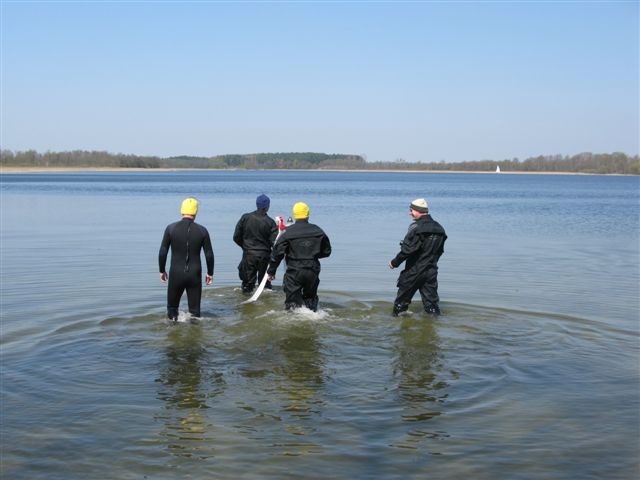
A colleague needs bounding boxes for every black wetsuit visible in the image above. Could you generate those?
[390,215,447,315]
[233,209,278,293]
[159,217,214,319]
[267,219,331,311]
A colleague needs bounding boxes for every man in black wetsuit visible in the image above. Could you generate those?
[159,197,214,320]
[267,202,331,312]
[233,194,278,294]
[389,198,447,316]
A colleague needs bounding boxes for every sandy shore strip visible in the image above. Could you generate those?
[1,166,187,173]
[0,166,613,175]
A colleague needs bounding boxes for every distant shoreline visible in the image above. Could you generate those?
[0,166,630,176]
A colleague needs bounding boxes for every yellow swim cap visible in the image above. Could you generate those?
[292,202,310,219]
[181,197,199,216]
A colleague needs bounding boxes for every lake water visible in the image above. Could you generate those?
[1,170,638,479]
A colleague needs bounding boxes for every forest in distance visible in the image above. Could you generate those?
[1,150,638,175]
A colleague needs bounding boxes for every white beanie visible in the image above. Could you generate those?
[410,198,428,213]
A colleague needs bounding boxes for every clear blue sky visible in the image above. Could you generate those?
[1,1,638,162]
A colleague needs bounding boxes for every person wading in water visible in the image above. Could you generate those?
[159,197,214,320]
[389,198,447,316]
[233,194,278,294]
[267,202,331,312]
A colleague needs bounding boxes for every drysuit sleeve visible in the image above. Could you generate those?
[158,225,171,273]
[233,215,245,248]
[203,230,214,276]
[318,233,332,259]
[268,219,278,245]
[390,228,421,268]
[267,235,288,276]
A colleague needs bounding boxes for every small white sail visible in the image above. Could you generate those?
[496,165,501,173]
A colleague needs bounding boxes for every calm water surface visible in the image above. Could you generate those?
[1,171,638,479]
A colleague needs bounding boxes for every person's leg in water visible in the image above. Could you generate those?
[256,255,272,290]
[301,271,320,312]
[418,269,440,315]
[167,275,186,321]
[393,271,420,316]
[238,254,260,294]
[185,276,202,318]
[283,268,304,310]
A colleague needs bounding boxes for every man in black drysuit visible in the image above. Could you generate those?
[159,197,214,320]
[267,202,331,312]
[389,198,447,316]
[233,194,278,294]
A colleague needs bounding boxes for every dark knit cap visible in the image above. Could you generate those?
[256,194,270,209]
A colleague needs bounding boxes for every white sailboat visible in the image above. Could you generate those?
[496,165,501,173]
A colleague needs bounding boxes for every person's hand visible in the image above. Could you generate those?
[206,275,213,286]
[160,272,168,283]
[388,261,396,269]
[268,274,275,281]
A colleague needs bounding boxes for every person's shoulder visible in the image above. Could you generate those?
[281,222,302,236]
[283,222,299,233]
[165,220,180,231]
[415,216,445,234]
[253,210,275,223]
[247,210,270,222]
[304,222,327,236]
[235,212,251,226]
[193,222,211,235]
[431,218,445,231]
[313,222,328,233]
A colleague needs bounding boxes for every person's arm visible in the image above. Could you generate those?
[389,229,420,268]
[159,225,171,280]
[203,229,214,285]
[233,216,245,248]
[267,235,287,279]
[268,218,278,245]
[318,233,331,259]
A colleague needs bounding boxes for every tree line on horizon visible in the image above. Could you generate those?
[1,150,638,175]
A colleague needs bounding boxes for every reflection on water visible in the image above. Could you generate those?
[155,324,224,460]
[273,322,325,455]
[275,323,325,416]
[233,314,328,457]
[392,317,449,451]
